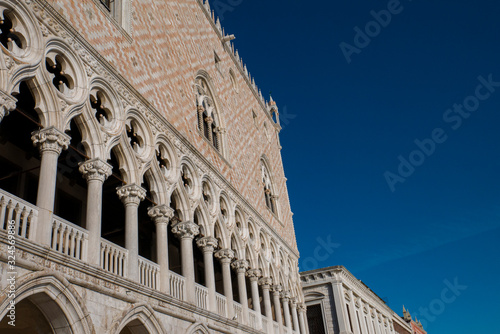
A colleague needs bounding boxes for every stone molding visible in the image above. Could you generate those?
[0,91,17,123]
[116,184,146,206]
[171,221,200,240]
[31,126,71,155]
[79,158,112,182]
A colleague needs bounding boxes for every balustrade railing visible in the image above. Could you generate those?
[273,321,280,333]
[0,189,37,239]
[195,283,208,309]
[100,239,128,277]
[249,308,259,329]
[215,292,227,317]
[262,316,269,332]
[169,270,185,301]
[138,256,159,289]
[233,301,243,323]
[51,216,88,260]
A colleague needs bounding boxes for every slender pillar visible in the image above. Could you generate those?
[205,116,214,142]
[197,236,218,312]
[348,290,361,334]
[331,281,353,334]
[172,220,199,304]
[282,291,292,333]
[232,259,250,324]
[148,204,174,294]
[290,298,300,333]
[215,248,235,318]
[247,269,263,329]
[259,277,274,333]
[272,284,284,333]
[197,106,205,131]
[298,303,308,334]
[117,184,146,281]
[79,158,112,264]
[31,127,70,246]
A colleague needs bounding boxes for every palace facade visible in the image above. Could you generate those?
[0,0,307,333]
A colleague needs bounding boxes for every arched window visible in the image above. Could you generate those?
[261,161,278,215]
[195,77,222,152]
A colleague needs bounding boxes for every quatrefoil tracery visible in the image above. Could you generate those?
[126,121,144,154]
[181,166,193,193]
[90,91,112,126]
[45,55,74,94]
[156,146,172,178]
[0,9,26,55]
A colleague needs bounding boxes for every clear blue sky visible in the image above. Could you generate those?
[220,0,500,332]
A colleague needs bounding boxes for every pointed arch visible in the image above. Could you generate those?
[0,272,95,334]
[111,303,165,334]
[186,322,211,334]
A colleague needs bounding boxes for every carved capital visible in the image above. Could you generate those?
[246,269,262,281]
[79,158,112,182]
[298,303,307,313]
[0,92,16,123]
[204,116,213,124]
[290,297,298,307]
[172,221,199,240]
[214,248,235,264]
[116,184,146,206]
[258,276,273,288]
[271,284,283,294]
[281,291,291,302]
[196,236,218,252]
[197,105,205,113]
[31,126,70,155]
[147,204,174,225]
[231,259,249,273]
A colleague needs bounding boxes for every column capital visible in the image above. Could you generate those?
[79,158,112,182]
[214,248,235,264]
[31,126,71,154]
[298,303,307,313]
[258,276,273,288]
[172,220,199,240]
[204,116,213,124]
[271,284,283,294]
[197,105,205,113]
[231,259,249,273]
[117,184,146,206]
[196,236,218,252]
[290,297,298,307]
[246,268,262,281]
[281,291,291,302]
[148,204,174,224]
[0,91,16,122]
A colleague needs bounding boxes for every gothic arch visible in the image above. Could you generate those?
[111,304,165,334]
[260,155,279,216]
[0,272,95,334]
[213,219,228,249]
[154,134,179,184]
[179,156,201,200]
[186,322,210,334]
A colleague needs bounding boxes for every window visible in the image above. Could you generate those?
[100,0,111,10]
[229,69,238,92]
[214,52,221,73]
[307,304,326,334]
[261,161,277,215]
[96,0,131,32]
[195,77,223,152]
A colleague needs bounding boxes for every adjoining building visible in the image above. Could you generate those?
[300,266,427,334]
[0,0,306,333]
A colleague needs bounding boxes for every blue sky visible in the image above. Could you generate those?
[219,0,500,332]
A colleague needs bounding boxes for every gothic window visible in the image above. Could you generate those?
[261,161,277,215]
[98,0,131,32]
[195,77,223,152]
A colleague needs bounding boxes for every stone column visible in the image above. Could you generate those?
[232,259,250,324]
[205,116,214,143]
[215,248,235,318]
[172,220,199,303]
[291,298,300,333]
[247,269,263,329]
[259,277,274,333]
[272,284,284,333]
[79,158,112,264]
[117,184,146,281]
[282,291,292,333]
[31,127,70,246]
[196,236,218,312]
[348,290,361,334]
[331,282,353,334]
[197,105,205,131]
[298,303,308,334]
[148,204,174,294]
